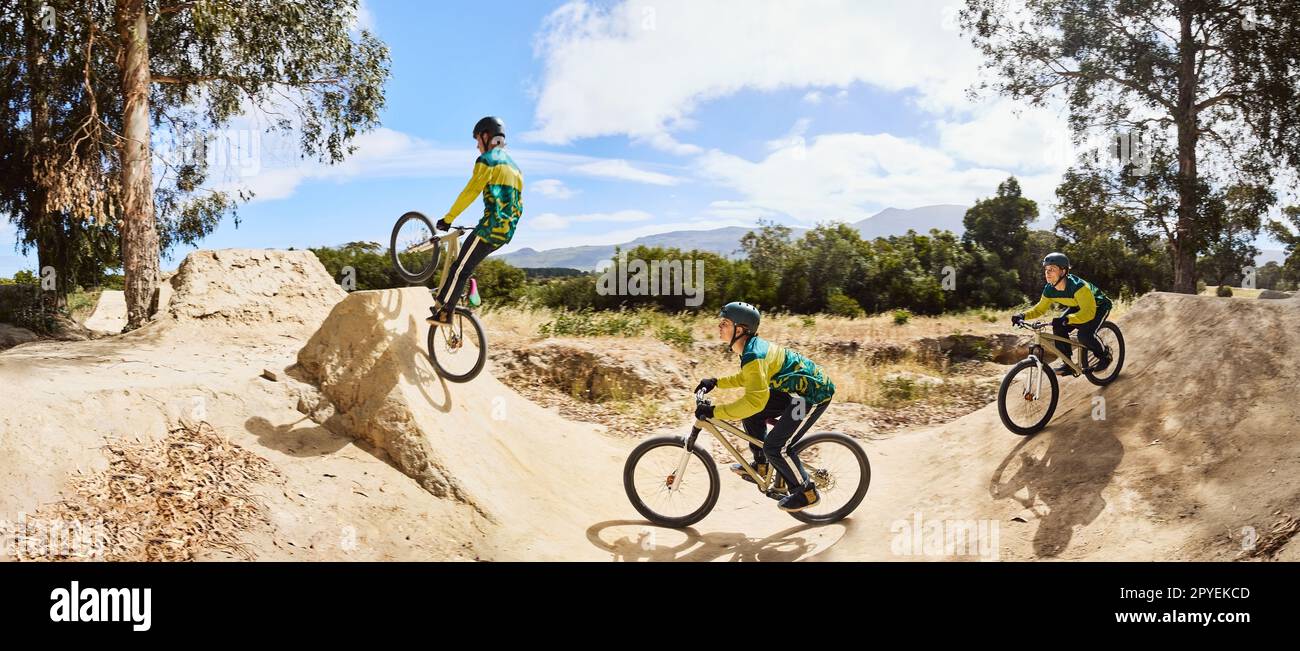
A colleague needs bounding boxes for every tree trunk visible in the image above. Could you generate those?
[24,0,69,311]
[1172,3,1199,294]
[116,0,159,329]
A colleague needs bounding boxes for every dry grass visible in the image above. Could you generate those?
[484,298,1137,350]
[13,422,281,562]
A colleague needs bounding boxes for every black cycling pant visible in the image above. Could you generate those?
[1053,308,1110,363]
[740,390,830,492]
[435,234,498,313]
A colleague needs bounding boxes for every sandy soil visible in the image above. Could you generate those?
[1,249,1297,562]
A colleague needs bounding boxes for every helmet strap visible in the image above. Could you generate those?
[728,325,750,351]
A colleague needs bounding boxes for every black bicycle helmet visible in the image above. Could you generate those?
[720,302,760,332]
[473,116,505,139]
[1042,252,1070,270]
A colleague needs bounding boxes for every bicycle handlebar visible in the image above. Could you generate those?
[1015,320,1049,331]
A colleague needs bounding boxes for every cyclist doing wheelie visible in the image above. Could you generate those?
[694,302,836,513]
[1012,252,1115,377]
[427,116,524,325]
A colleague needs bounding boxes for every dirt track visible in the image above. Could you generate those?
[2,249,1297,561]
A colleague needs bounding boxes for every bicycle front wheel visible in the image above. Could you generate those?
[787,432,870,524]
[427,307,487,383]
[997,358,1059,436]
[623,436,720,528]
[391,211,440,284]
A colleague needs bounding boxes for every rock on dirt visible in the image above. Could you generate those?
[916,333,1027,364]
[0,323,40,351]
[489,337,690,401]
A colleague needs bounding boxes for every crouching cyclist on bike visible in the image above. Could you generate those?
[1012,252,1115,377]
[694,302,836,513]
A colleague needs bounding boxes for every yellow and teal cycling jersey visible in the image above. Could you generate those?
[714,335,835,420]
[1023,274,1114,325]
[442,147,524,246]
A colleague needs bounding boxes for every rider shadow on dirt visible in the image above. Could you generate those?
[585,519,854,562]
[245,289,453,480]
[989,417,1124,558]
[375,288,455,415]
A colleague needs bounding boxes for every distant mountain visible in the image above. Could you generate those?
[497,205,971,270]
[852,204,969,239]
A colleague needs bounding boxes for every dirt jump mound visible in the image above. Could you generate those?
[294,287,633,559]
[851,291,1300,561]
[166,249,345,329]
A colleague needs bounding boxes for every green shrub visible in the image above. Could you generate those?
[799,314,816,328]
[880,376,918,403]
[1215,285,1233,297]
[892,309,911,325]
[826,290,865,318]
[655,322,694,350]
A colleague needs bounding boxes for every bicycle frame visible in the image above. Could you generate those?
[1019,311,1112,376]
[666,396,816,494]
[432,229,465,299]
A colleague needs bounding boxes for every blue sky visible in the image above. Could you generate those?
[0,0,1292,276]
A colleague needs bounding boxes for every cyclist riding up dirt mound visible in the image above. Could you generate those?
[694,302,836,512]
[427,116,524,326]
[1012,252,1114,377]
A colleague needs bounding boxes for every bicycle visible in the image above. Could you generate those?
[996,314,1125,436]
[388,210,488,383]
[623,389,871,528]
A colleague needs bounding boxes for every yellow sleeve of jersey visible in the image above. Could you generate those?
[442,161,490,224]
[714,358,769,420]
[1069,285,1097,324]
[1022,294,1053,320]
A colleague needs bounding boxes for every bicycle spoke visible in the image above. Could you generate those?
[1006,367,1049,428]
[631,445,708,521]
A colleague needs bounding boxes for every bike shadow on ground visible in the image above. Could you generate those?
[245,290,454,474]
[988,417,1124,558]
[374,288,455,415]
[584,518,855,562]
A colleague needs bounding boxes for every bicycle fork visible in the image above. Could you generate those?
[1026,354,1045,400]
[667,428,700,492]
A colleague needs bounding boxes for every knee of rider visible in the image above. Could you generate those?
[762,439,786,460]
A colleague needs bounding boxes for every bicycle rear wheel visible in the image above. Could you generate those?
[391,211,439,284]
[427,307,487,383]
[786,432,870,524]
[624,436,720,528]
[997,358,1059,436]
[1083,322,1125,386]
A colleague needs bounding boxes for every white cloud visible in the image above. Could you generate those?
[530,209,654,231]
[697,131,1061,222]
[704,201,780,221]
[349,0,376,34]
[532,179,577,199]
[571,159,682,186]
[937,100,1076,173]
[802,89,849,105]
[765,118,812,151]
[527,0,981,147]
[632,131,703,155]
[207,127,683,202]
